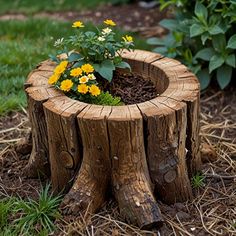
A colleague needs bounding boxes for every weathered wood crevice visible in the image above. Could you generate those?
[43,97,90,193]
[23,86,62,178]
[24,50,200,229]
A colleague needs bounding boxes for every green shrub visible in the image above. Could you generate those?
[148,0,236,90]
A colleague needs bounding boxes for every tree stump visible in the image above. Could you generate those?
[24,50,201,229]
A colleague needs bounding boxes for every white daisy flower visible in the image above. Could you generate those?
[88,74,96,80]
[54,38,64,47]
[98,36,106,42]
[102,27,112,35]
[79,76,89,84]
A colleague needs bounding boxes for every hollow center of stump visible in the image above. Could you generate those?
[96,70,158,105]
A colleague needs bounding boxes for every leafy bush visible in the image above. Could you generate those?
[148,0,236,89]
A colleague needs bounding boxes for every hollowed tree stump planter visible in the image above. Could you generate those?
[24,50,201,229]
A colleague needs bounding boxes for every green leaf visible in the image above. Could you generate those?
[102,60,115,70]
[209,25,225,35]
[190,24,205,37]
[49,54,59,63]
[195,2,208,21]
[216,65,232,89]
[209,55,224,73]
[93,60,115,82]
[225,54,236,67]
[153,46,168,55]
[72,61,85,68]
[115,61,131,70]
[190,64,201,74]
[194,48,215,61]
[147,37,165,46]
[197,69,210,90]
[201,33,209,45]
[227,34,236,49]
[85,31,96,37]
[159,19,178,31]
[212,34,226,52]
[68,52,83,62]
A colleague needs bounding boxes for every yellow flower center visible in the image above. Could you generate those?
[104,19,116,26]
[89,85,101,97]
[78,84,89,94]
[81,63,94,74]
[79,76,89,84]
[70,67,83,77]
[60,79,73,92]
[88,74,96,80]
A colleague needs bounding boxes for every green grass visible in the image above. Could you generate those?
[0,18,150,115]
[191,172,205,188]
[0,19,74,114]
[0,185,62,235]
[0,0,111,15]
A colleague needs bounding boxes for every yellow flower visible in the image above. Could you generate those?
[54,60,68,75]
[48,73,60,85]
[59,60,68,68]
[122,35,133,43]
[104,19,116,26]
[79,76,89,84]
[78,84,89,94]
[81,63,94,74]
[72,21,84,28]
[70,67,83,77]
[88,73,96,80]
[60,79,73,92]
[89,85,101,96]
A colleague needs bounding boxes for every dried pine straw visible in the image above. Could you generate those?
[0,88,235,235]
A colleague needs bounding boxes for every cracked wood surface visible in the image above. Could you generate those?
[24,50,200,229]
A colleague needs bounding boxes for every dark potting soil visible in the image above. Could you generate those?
[96,71,158,105]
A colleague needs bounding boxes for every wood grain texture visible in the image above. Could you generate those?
[43,96,87,193]
[61,105,112,215]
[24,86,62,177]
[108,105,163,228]
[24,50,201,229]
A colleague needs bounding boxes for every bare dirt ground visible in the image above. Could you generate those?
[0,86,235,236]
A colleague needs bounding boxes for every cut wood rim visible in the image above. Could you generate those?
[25,49,200,118]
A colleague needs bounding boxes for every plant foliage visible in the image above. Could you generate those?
[191,172,205,188]
[13,184,61,235]
[49,19,134,105]
[0,185,61,235]
[148,0,236,89]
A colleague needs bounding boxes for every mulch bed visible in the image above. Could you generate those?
[97,71,158,104]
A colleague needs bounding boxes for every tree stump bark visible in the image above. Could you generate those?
[24,50,201,229]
